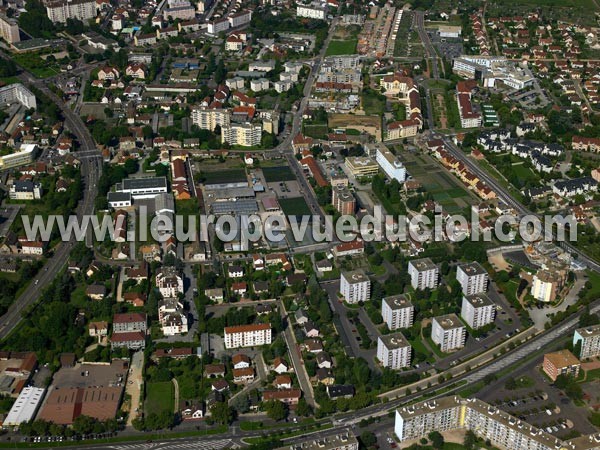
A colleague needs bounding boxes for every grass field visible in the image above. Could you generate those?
[325,39,358,56]
[361,91,386,115]
[280,197,311,217]
[202,169,247,185]
[302,123,328,139]
[145,382,174,415]
[262,166,296,183]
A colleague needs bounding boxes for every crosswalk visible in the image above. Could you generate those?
[108,438,234,450]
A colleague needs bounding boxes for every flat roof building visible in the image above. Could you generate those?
[3,387,45,428]
[115,177,168,199]
[340,269,370,304]
[461,293,495,330]
[381,295,414,330]
[574,324,600,360]
[377,333,411,370]
[408,258,439,290]
[543,349,580,382]
[432,314,466,352]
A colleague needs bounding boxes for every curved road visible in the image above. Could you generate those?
[0,69,102,340]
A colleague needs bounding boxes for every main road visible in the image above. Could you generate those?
[0,68,102,340]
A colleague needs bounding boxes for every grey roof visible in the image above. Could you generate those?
[434,313,464,331]
[211,199,258,215]
[463,293,494,308]
[117,176,168,191]
[383,295,412,310]
[341,269,369,284]
[378,332,410,350]
[409,258,437,272]
[107,191,132,202]
[458,262,486,277]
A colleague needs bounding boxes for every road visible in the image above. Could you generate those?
[414,11,440,80]
[437,133,600,272]
[0,68,102,340]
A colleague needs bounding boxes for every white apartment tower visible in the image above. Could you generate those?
[573,324,600,359]
[408,258,439,290]
[381,295,414,330]
[377,333,411,370]
[340,270,370,304]
[461,293,495,329]
[432,314,466,352]
[456,262,488,295]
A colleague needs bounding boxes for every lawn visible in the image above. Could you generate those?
[325,39,358,56]
[302,123,329,139]
[12,53,60,79]
[361,91,386,115]
[510,163,540,185]
[280,197,311,217]
[262,166,296,183]
[202,169,247,185]
[145,381,174,415]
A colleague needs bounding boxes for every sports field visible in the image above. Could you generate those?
[262,166,296,183]
[325,39,358,56]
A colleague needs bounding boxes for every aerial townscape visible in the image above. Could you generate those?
[0,0,600,448]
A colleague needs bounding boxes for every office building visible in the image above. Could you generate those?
[0,83,36,109]
[381,295,414,330]
[0,14,20,44]
[0,144,37,170]
[432,314,466,352]
[340,269,370,304]
[375,145,406,182]
[408,258,439,290]
[45,0,96,23]
[115,177,168,199]
[344,156,379,177]
[461,293,495,329]
[377,333,411,369]
[543,350,580,382]
[456,262,488,295]
[224,323,272,349]
[221,123,262,147]
[573,324,600,359]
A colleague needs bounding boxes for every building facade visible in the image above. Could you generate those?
[408,258,439,290]
[461,293,495,329]
[340,269,370,304]
[573,324,600,359]
[377,333,411,370]
[432,314,466,352]
[221,123,262,147]
[46,0,96,23]
[456,262,488,295]
[381,295,414,330]
[224,323,272,349]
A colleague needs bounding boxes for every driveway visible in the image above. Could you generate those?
[125,350,144,426]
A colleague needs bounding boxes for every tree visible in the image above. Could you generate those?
[231,393,250,414]
[428,431,444,449]
[210,402,234,425]
[296,398,312,417]
[463,430,478,450]
[360,431,377,447]
[263,400,287,421]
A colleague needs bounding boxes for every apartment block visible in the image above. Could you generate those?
[381,295,414,330]
[408,258,439,290]
[224,323,272,349]
[543,350,580,382]
[573,324,600,359]
[332,185,355,215]
[221,123,262,147]
[456,262,488,295]
[377,333,411,370]
[191,107,231,131]
[461,293,495,329]
[0,14,20,44]
[46,0,96,23]
[0,84,37,109]
[395,396,584,450]
[340,269,370,304]
[431,314,466,352]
